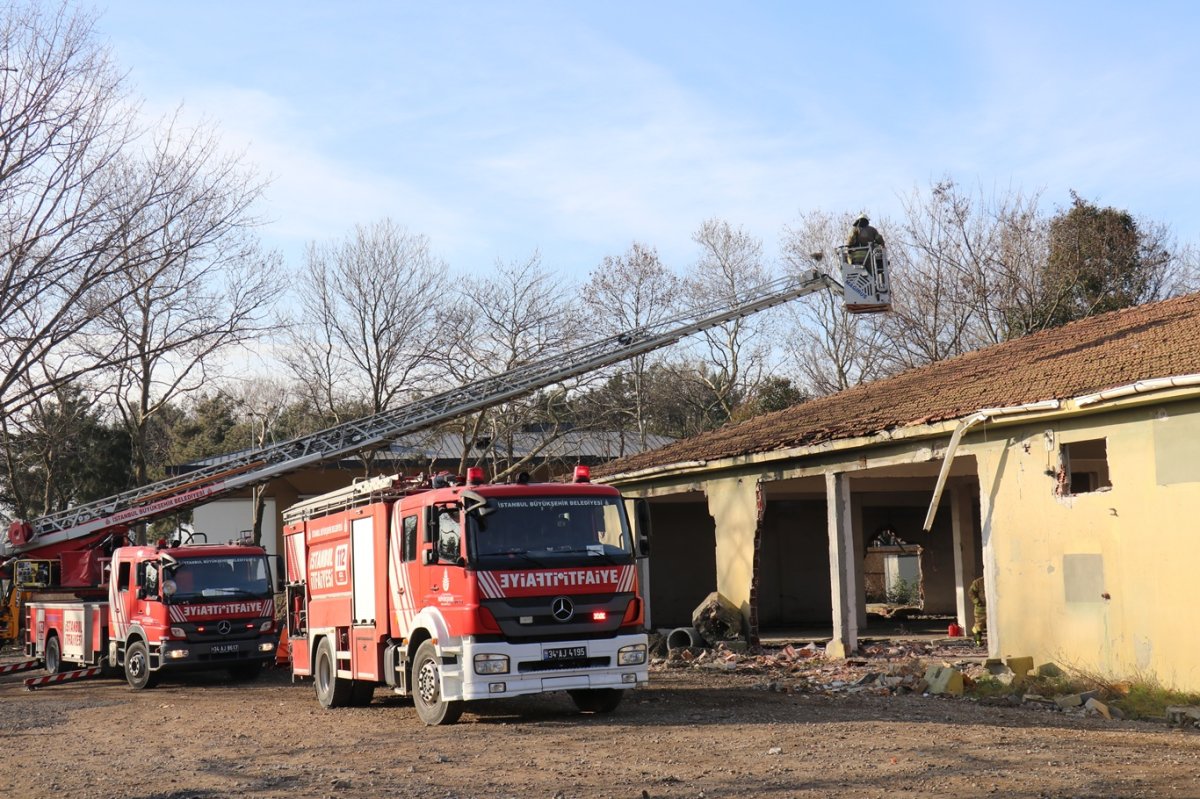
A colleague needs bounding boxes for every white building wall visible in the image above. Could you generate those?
[192,499,278,557]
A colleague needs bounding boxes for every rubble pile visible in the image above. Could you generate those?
[651,638,1157,724]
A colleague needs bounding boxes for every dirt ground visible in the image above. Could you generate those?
[3,647,1200,799]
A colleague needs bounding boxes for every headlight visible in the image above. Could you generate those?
[169,627,186,638]
[618,644,646,666]
[259,620,274,633]
[474,653,509,675]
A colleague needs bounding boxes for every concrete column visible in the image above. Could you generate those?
[704,477,760,627]
[950,481,978,631]
[825,472,858,658]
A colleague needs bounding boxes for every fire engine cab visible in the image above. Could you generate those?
[283,466,650,724]
[22,538,281,688]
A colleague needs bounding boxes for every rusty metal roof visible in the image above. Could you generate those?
[597,291,1200,477]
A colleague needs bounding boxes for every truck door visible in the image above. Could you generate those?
[387,508,421,637]
[108,558,135,644]
[421,505,465,606]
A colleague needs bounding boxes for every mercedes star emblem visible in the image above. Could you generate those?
[217,620,232,635]
[551,596,574,622]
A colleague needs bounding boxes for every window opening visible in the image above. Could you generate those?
[1059,438,1111,495]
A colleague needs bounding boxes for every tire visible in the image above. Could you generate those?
[44,634,63,676]
[124,640,158,690]
[349,680,376,707]
[412,640,462,725]
[569,688,624,714]
[314,637,352,708]
[227,660,263,682]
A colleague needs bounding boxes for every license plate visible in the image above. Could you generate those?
[543,646,586,660]
[211,643,241,654]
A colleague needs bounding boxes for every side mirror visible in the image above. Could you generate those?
[633,498,652,557]
[270,555,285,593]
[424,507,437,543]
[461,490,495,517]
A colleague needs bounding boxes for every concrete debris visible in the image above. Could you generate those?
[1165,706,1200,728]
[923,665,964,696]
[1005,656,1035,680]
[1037,662,1065,678]
[1055,693,1084,709]
[1085,697,1112,720]
[691,592,744,643]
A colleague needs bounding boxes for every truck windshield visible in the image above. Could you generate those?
[468,495,634,568]
[165,555,271,601]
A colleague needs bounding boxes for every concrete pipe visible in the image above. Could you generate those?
[666,626,703,650]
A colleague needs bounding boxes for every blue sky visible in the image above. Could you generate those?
[95,1,1200,282]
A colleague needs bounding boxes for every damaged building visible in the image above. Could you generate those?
[597,291,1200,691]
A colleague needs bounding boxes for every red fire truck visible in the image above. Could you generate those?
[282,466,651,724]
[20,535,281,688]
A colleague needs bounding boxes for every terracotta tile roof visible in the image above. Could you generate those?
[596,292,1200,477]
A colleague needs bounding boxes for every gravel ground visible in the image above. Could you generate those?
[2,647,1199,799]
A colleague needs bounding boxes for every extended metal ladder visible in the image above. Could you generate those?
[3,267,877,557]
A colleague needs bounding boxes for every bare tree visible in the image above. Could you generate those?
[881,182,982,369]
[223,377,292,545]
[283,219,442,428]
[94,116,276,487]
[681,218,774,423]
[780,210,894,395]
[0,2,139,421]
[580,242,679,450]
[441,254,580,480]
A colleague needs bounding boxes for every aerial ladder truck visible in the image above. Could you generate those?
[1,256,889,697]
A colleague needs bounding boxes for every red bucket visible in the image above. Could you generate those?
[947,623,963,637]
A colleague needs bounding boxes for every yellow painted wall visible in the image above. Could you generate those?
[703,476,760,618]
[973,398,1200,691]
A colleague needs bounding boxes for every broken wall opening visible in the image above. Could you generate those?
[645,495,717,628]
[860,503,960,615]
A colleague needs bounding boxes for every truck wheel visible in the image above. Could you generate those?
[349,680,376,707]
[314,637,352,708]
[228,661,263,681]
[124,640,158,690]
[412,640,462,725]
[569,688,624,714]
[44,634,63,675]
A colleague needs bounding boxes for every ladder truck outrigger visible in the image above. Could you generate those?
[1,255,889,702]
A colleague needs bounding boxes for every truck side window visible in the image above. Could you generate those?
[117,562,131,592]
[437,511,460,563]
[402,515,418,562]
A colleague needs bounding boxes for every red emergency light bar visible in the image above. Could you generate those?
[466,467,485,485]
[573,465,591,483]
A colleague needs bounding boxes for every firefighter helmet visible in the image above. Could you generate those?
[854,213,870,226]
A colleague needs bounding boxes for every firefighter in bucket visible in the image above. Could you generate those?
[835,212,891,314]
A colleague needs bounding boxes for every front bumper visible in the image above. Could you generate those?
[442,633,649,702]
[157,634,277,670]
